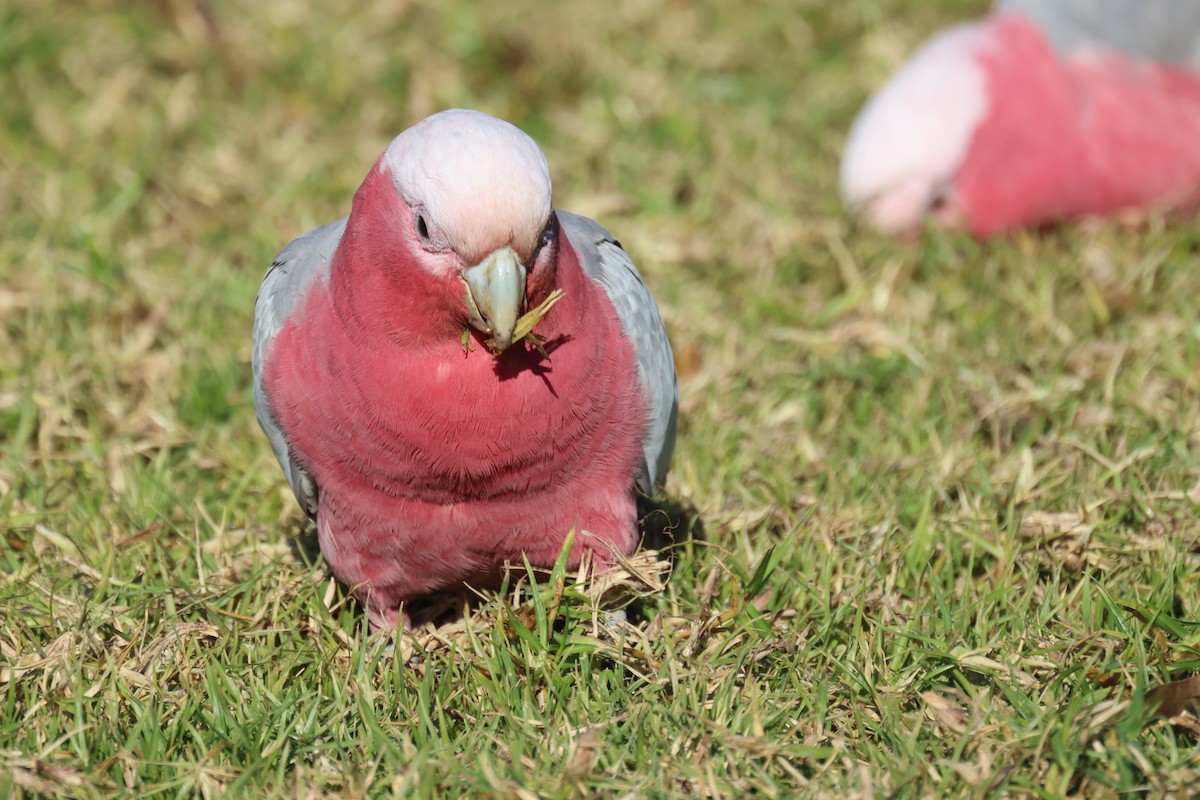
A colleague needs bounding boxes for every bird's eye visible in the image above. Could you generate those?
[416,214,430,241]
[531,219,555,261]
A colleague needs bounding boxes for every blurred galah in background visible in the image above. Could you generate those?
[840,0,1200,237]
[252,110,678,631]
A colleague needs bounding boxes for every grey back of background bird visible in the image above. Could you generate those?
[998,0,1200,67]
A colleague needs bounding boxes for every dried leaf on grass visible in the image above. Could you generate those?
[128,622,219,675]
[1018,510,1102,572]
[922,691,970,736]
[562,726,602,781]
[1147,675,1200,719]
[1164,712,1200,735]
[0,631,90,687]
[955,652,1039,688]
[1019,510,1095,540]
[5,755,95,796]
[1068,698,1130,748]
[938,749,1001,788]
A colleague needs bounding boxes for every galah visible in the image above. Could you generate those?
[840,0,1200,237]
[252,109,678,630]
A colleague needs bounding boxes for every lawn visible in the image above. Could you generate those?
[4,0,1200,796]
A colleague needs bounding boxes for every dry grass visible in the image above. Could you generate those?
[4,0,1200,796]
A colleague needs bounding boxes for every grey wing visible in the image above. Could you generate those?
[251,216,347,519]
[997,0,1200,67]
[557,211,678,495]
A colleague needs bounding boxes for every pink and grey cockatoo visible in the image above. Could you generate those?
[251,109,678,630]
[840,0,1200,237]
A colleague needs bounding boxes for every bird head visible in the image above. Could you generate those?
[839,22,992,234]
[342,109,558,354]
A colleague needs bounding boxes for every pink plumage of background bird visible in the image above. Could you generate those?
[251,110,678,631]
[840,0,1200,237]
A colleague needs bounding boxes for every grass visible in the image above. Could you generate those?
[4,0,1200,796]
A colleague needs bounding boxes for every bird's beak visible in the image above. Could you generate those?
[463,247,526,354]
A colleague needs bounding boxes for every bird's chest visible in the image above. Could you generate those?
[281,301,644,505]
